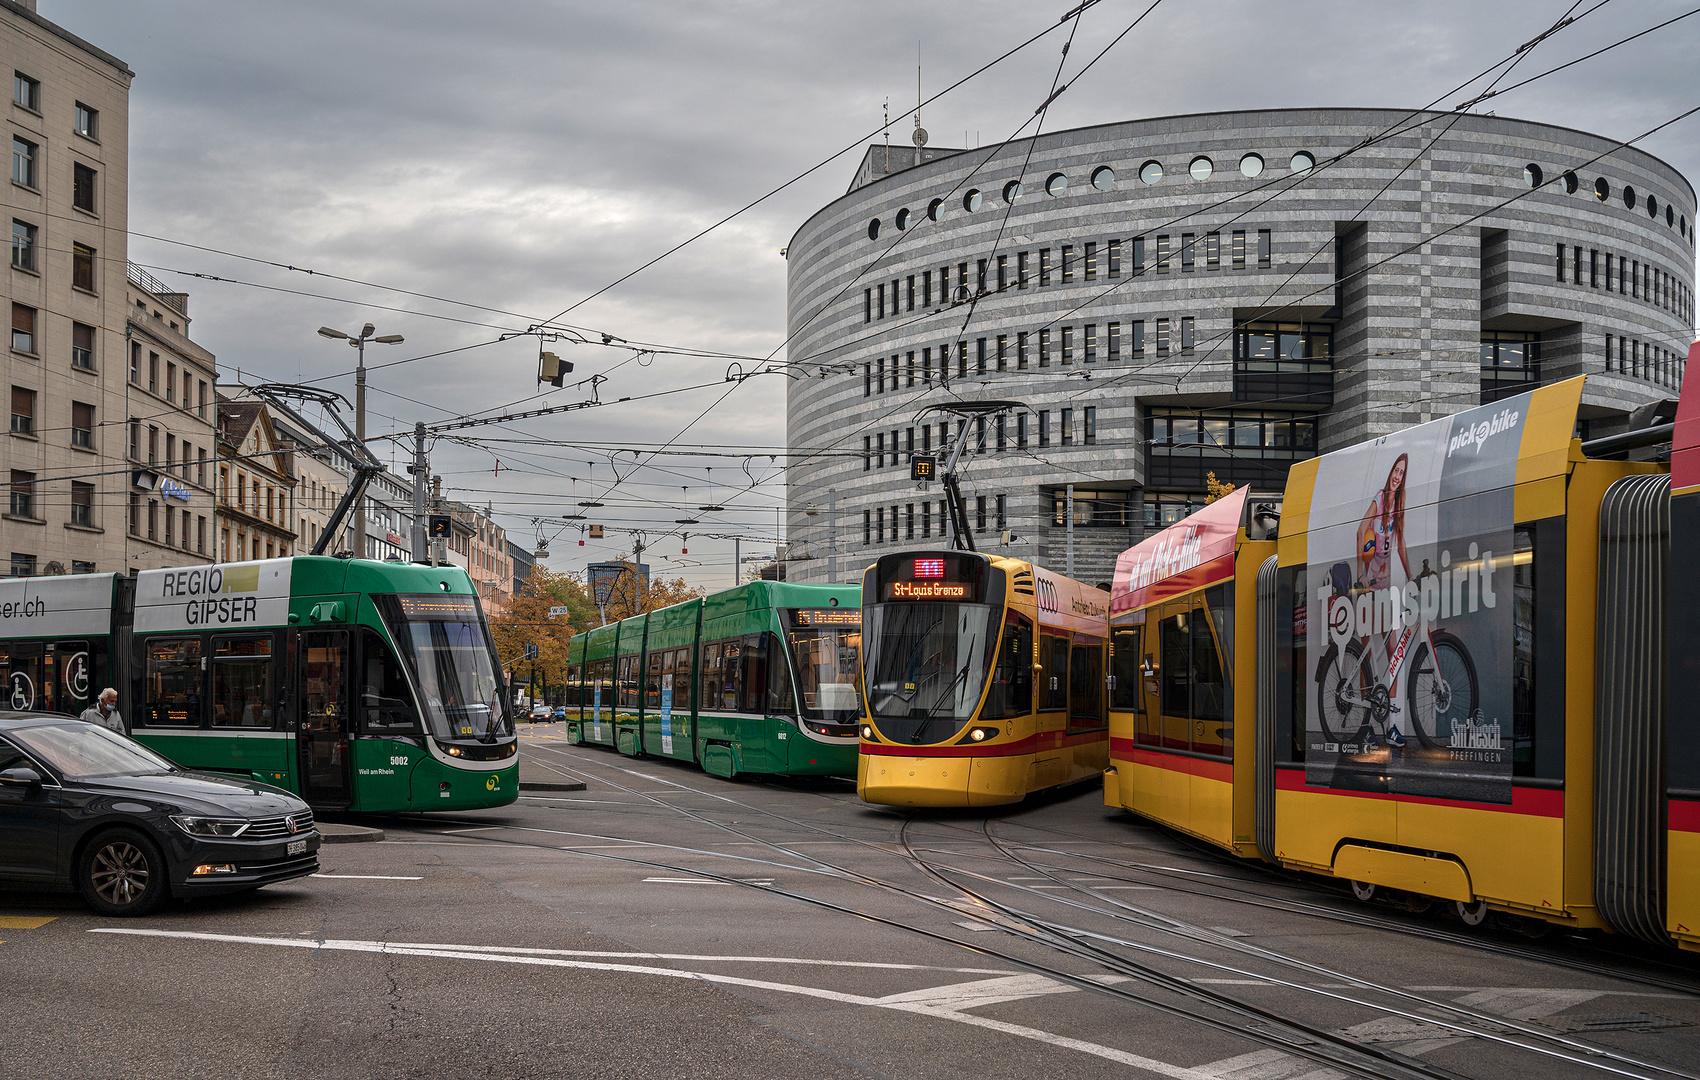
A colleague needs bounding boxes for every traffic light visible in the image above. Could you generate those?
[428,514,453,538]
[539,351,573,387]
[910,454,937,483]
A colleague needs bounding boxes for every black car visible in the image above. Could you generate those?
[0,712,321,916]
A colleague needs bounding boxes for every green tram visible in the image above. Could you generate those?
[564,580,862,778]
[0,557,518,812]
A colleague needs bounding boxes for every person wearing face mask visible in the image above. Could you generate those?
[79,687,127,736]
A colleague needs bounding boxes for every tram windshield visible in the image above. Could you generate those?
[783,608,862,724]
[863,602,998,744]
[377,594,513,742]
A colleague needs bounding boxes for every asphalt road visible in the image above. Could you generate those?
[5,721,1700,1080]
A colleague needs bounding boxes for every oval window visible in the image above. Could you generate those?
[1003,179,1023,204]
[1523,163,1543,189]
[1090,165,1115,191]
[963,188,982,213]
[1594,176,1610,202]
[1563,171,1579,194]
[927,197,944,222]
[1667,205,1676,228]
[1291,151,1315,176]
[1239,153,1264,178]
[1189,156,1213,181]
[1138,160,1163,185]
[1682,215,1688,237]
[894,207,910,231]
[1624,186,1637,210]
[867,218,880,241]
[1647,194,1659,219]
[1046,172,1068,197]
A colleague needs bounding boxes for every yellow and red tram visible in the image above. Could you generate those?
[1106,373,1700,948]
[857,551,1109,807]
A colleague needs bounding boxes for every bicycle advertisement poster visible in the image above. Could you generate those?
[1302,391,1534,804]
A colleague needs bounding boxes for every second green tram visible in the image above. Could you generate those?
[564,581,862,778]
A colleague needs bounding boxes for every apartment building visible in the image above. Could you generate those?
[2,0,135,577]
[444,500,510,612]
[215,395,296,562]
[252,392,351,556]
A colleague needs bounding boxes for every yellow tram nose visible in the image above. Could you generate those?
[858,753,973,807]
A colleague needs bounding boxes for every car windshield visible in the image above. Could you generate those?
[862,602,997,744]
[783,615,862,722]
[8,722,175,780]
[378,594,513,742]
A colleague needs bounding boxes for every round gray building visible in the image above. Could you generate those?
[782,107,1695,585]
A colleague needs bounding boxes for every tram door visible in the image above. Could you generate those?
[299,630,352,806]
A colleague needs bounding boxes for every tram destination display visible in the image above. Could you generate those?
[1299,387,1560,803]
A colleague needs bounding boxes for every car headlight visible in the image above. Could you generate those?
[170,815,252,839]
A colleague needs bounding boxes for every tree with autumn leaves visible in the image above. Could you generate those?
[486,564,704,705]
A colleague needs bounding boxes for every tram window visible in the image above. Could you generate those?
[645,650,664,710]
[1275,565,1307,763]
[721,639,744,711]
[700,643,722,710]
[742,634,769,714]
[765,636,795,714]
[211,635,275,729]
[617,655,640,709]
[1041,635,1069,711]
[983,613,1034,721]
[1110,627,1142,712]
[358,630,417,733]
[1159,613,1192,739]
[143,637,203,727]
[565,663,582,709]
[1068,638,1105,731]
[672,649,692,713]
[0,640,91,715]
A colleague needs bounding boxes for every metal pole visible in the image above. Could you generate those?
[352,337,367,559]
[1066,484,1075,578]
[826,489,837,584]
[733,537,740,587]
[410,421,428,563]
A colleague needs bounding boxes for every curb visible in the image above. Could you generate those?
[318,824,384,844]
[520,781,587,792]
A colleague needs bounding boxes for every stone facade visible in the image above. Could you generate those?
[784,109,1695,586]
[0,0,136,577]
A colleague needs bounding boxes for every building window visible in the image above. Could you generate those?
[71,482,93,527]
[72,560,94,574]
[1050,489,1133,528]
[1181,233,1195,272]
[1084,241,1097,281]
[1061,326,1074,365]
[10,219,34,271]
[1257,230,1272,268]
[196,515,206,554]
[148,426,158,466]
[181,509,191,550]
[907,275,915,311]
[1232,230,1246,269]
[1061,408,1073,446]
[71,401,93,448]
[1083,407,1097,445]
[1481,331,1541,403]
[996,495,1007,530]
[905,503,915,540]
[1156,235,1170,273]
[72,323,94,369]
[996,255,1007,292]
[1590,249,1599,288]
[1039,248,1051,286]
[72,243,95,291]
[10,386,34,434]
[875,433,884,469]
[1108,322,1121,361]
[876,507,885,543]
[13,72,38,111]
[1017,331,1029,369]
[1084,324,1097,363]
[996,414,1006,452]
[129,494,140,536]
[977,259,988,293]
[11,137,35,188]
[863,289,871,323]
[165,362,176,403]
[75,102,97,139]
[11,303,35,353]
[1038,411,1050,447]
[1206,231,1220,268]
[1017,251,1029,289]
[863,363,871,397]
[1131,320,1145,357]
[72,164,96,213]
[996,335,1007,371]
[10,469,35,518]
[1181,317,1195,354]
[9,552,35,578]
[1132,236,1145,275]
[1061,245,1073,284]
[128,419,139,460]
[1038,329,1050,367]
[921,503,931,538]
[976,338,987,374]
[1142,492,1208,529]
[1156,318,1170,356]
[1108,238,1121,278]
[1017,412,1029,449]
[976,496,987,532]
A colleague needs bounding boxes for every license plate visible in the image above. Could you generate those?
[287,839,307,856]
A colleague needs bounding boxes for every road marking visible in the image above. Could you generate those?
[90,929,1214,1078]
[0,916,56,929]
[310,874,424,881]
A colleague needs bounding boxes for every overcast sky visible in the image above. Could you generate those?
[50,0,1700,588]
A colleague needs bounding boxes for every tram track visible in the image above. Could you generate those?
[500,739,1698,1080]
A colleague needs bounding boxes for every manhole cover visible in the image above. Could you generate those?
[1545,1012,1690,1033]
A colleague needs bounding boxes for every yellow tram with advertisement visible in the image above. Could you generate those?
[1106,373,1700,947]
[858,551,1110,807]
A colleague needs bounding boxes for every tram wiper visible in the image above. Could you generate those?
[924,634,978,720]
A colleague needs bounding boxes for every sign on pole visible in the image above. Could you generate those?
[548,606,570,617]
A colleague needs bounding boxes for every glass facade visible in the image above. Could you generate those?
[1481,331,1540,403]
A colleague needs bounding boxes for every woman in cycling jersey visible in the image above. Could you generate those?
[1357,453,1411,746]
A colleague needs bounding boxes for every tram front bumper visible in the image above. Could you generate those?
[857,753,1027,807]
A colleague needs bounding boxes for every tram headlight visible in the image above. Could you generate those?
[861,725,873,740]
[446,745,463,757]
[171,816,251,839]
[970,728,987,742]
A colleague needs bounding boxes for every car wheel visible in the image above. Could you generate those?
[78,828,170,917]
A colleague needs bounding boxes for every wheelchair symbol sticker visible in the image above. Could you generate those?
[9,672,35,711]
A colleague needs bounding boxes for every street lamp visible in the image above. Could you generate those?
[318,324,403,558]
